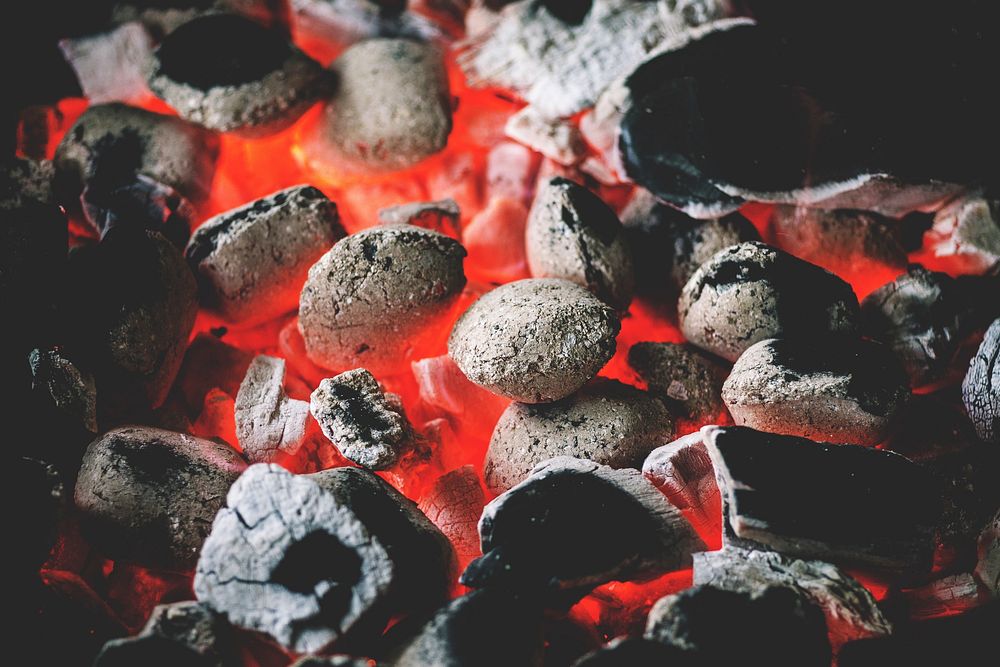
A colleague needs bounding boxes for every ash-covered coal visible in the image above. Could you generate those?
[628,342,728,427]
[963,318,1000,444]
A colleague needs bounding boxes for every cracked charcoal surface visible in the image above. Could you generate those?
[484,379,675,495]
[186,185,344,325]
[309,368,414,470]
[417,465,486,563]
[147,14,332,136]
[54,103,219,206]
[962,318,999,444]
[29,347,98,434]
[641,432,720,539]
[448,278,619,403]
[722,338,910,445]
[235,355,312,463]
[628,342,728,426]
[463,457,705,605]
[693,547,892,647]
[74,426,247,572]
[309,38,452,173]
[299,224,466,374]
[678,242,859,362]
[112,0,282,37]
[195,464,453,653]
[526,177,634,309]
[644,584,831,666]
[378,198,461,238]
[929,196,1000,274]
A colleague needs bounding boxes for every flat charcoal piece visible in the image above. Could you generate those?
[418,465,486,563]
[194,464,454,653]
[307,39,452,174]
[769,206,907,279]
[526,177,634,309]
[621,188,760,300]
[644,584,831,666]
[678,242,859,362]
[309,368,415,470]
[147,14,331,136]
[64,228,198,410]
[701,426,941,574]
[457,0,730,119]
[462,457,705,604]
[28,347,98,434]
[861,267,970,387]
[82,173,194,248]
[642,432,720,541]
[378,199,461,238]
[505,107,586,166]
[628,342,727,426]
[693,547,892,647]
[186,185,344,325]
[235,355,312,463]
[572,637,688,666]
[448,279,619,403]
[54,103,219,205]
[0,156,55,209]
[927,193,1000,275]
[60,22,154,106]
[96,601,238,667]
[74,426,247,572]
[962,318,1000,444]
[975,510,999,596]
[721,338,910,445]
[299,225,466,374]
[393,589,544,667]
[484,379,675,494]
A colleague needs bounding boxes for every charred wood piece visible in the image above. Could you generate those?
[628,342,728,426]
[926,195,1000,275]
[418,465,487,563]
[642,432,720,541]
[82,173,194,248]
[29,347,98,434]
[235,355,312,463]
[378,199,461,238]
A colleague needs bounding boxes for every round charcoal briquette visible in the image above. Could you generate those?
[448,278,620,403]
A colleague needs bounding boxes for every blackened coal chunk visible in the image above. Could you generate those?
[307,38,452,173]
[310,368,416,470]
[644,584,831,666]
[112,0,284,37]
[484,379,676,495]
[64,228,198,410]
[628,342,728,426]
[693,547,892,647]
[702,426,941,575]
[28,347,98,435]
[393,589,545,667]
[0,156,55,209]
[862,266,971,387]
[962,318,999,444]
[54,103,219,206]
[74,426,247,572]
[526,177,634,309]
[620,188,760,300]
[571,637,688,667]
[194,464,454,653]
[722,338,910,446]
[642,432,720,540]
[299,225,466,374]
[148,14,331,136]
[82,173,195,248]
[95,601,238,667]
[14,458,64,576]
[418,465,486,564]
[187,185,344,325]
[378,198,461,238]
[679,242,859,362]
[462,457,705,605]
[448,279,619,403]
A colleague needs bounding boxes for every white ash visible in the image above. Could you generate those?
[418,465,486,562]
[927,194,1000,274]
[484,379,675,494]
[186,185,344,325]
[962,318,1000,444]
[59,22,154,106]
[505,106,586,166]
[448,278,619,403]
[29,348,98,434]
[642,431,720,539]
[309,368,415,470]
[628,342,728,425]
[378,198,461,238]
[235,355,312,463]
[298,224,466,374]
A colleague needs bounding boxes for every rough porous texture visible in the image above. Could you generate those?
[299,224,466,374]
[628,341,728,426]
[234,355,312,463]
[448,278,619,403]
[484,379,675,494]
[28,347,98,434]
[962,318,999,444]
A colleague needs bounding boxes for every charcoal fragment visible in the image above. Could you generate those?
[926,195,1000,275]
[975,511,999,596]
[60,22,154,106]
[187,185,344,325]
[74,426,247,571]
[484,379,675,494]
[235,355,312,463]
[378,198,461,238]
[418,465,486,563]
[526,177,634,309]
[962,318,999,443]
[628,342,728,426]
[29,347,97,434]
[82,173,195,248]
[299,225,466,374]
[571,637,687,666]
[506,107,586,166]
[642,432,720,541]
[0,156,56,209]
[448,279,619,403]
[722,338,910,445]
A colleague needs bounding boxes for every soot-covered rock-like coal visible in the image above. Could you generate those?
[962,318,1000,445]
[628,341,728,426]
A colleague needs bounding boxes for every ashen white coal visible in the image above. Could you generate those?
[186,185,345,326]
[484,379,675,495]
[679,241,860,362]
[299,224,466,374]
[928,194,1000,274]
[526,177,634,309]
[628,342,728,426]
[962,318,999,444]
[74,426,248,572]
[721,338,910,446]
[234,355,312,463]
[448,278,619,403]
[147,14,332,137]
